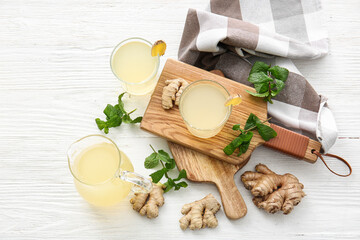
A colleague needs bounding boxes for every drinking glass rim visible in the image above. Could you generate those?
[179,79,232,132]
[67,134,122,186]
[110,37,160,85]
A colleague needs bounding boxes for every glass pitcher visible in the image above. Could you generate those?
[67,135,152,207]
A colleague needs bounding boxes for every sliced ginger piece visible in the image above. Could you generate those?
[130,183,165,218]
[151,40,167,57]
[241,164,305,214]
[225,94,242,107]
[179,194,221,230]
[162,78,189,109]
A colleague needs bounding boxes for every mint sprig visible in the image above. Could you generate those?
[246,61,289,104]
[95,93,142,134]
[223,113,277,156]
[145,145,188,193]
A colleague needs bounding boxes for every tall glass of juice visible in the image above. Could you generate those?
[67,135,152,207]
[179,80,232,138]
[110,37,160,95]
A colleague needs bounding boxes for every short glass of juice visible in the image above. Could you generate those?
[110,37,160,95]
[179,80,232,138]
[67,135,152,207]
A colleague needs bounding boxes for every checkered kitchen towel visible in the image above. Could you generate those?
[178,0,337,152]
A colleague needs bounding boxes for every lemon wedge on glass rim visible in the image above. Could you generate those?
[225,94,242,107]
[151,40,167,57]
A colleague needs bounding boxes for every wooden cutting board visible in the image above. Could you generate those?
[168,142,248,219]
[141,58,268,166]
[141,59,321,165]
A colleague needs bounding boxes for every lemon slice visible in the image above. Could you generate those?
[225,94,242,106]
[151,40,167,57]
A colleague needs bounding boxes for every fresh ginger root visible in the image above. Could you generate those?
[241,164,305,214]
[162,78,189,109]
[130,183,165,218]
[179,194,221,230]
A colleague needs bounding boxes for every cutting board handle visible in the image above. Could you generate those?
[264,124,321,163]
[214,178,247,219]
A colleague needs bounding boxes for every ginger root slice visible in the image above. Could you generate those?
[162,78,189,109]
[130,183,165,219]
[179,194,221,230]
[241,164,305,214]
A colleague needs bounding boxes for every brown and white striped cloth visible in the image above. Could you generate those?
[178,0,337,152]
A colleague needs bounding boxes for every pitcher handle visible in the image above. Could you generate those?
[119,170,153,193]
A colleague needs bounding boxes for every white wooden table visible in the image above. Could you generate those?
[1,1,359,239]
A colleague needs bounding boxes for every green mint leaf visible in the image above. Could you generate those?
[122,114,131,123]
[250,61,270,75]
[272,79,285,97]
[256,123,277,141]
[248,72,272,84]
[118,92,126,106]
[106,115,122,128]
[113,105,124,117]
[232,124,241,131]
[144,152,159,169]
[164,185,173,193]
[116,93,127,115]
[223,144,236,155]
[95,118,107,130]
[104,127,109,134]
[157,150,172,163]
[254,83,269,94]
[150,168,167,183]
[176,181,188,188]
[103,104,117,119]
[235,132,253,156]
[244,113,261,130]
[174,180,188,191]
[240,131,253,142]
[165,159,176,170]
[131,116,142,123]
[231,136,244,148]
[246,90,270,98]
[164,178,175,193]
[238,141,251,156]
[268,66,289,82]
[174,169,187,181]
[271,91,278,97]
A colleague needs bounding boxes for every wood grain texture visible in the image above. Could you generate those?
[141,59,268,165]
[168,142,248,219]
[0,0,359,239]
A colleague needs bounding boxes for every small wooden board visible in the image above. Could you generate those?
[169,142,248,219]
[141,59,267,165]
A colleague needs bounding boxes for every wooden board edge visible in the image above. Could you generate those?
[304,139,321,163]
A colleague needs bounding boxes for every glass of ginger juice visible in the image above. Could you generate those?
[179,80,232,138]
[67,135,152,207]
[110,37,160,95]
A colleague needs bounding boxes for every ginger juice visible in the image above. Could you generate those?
[71,142,134,207]
[179,80,232,138]
[110,38,160,95]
